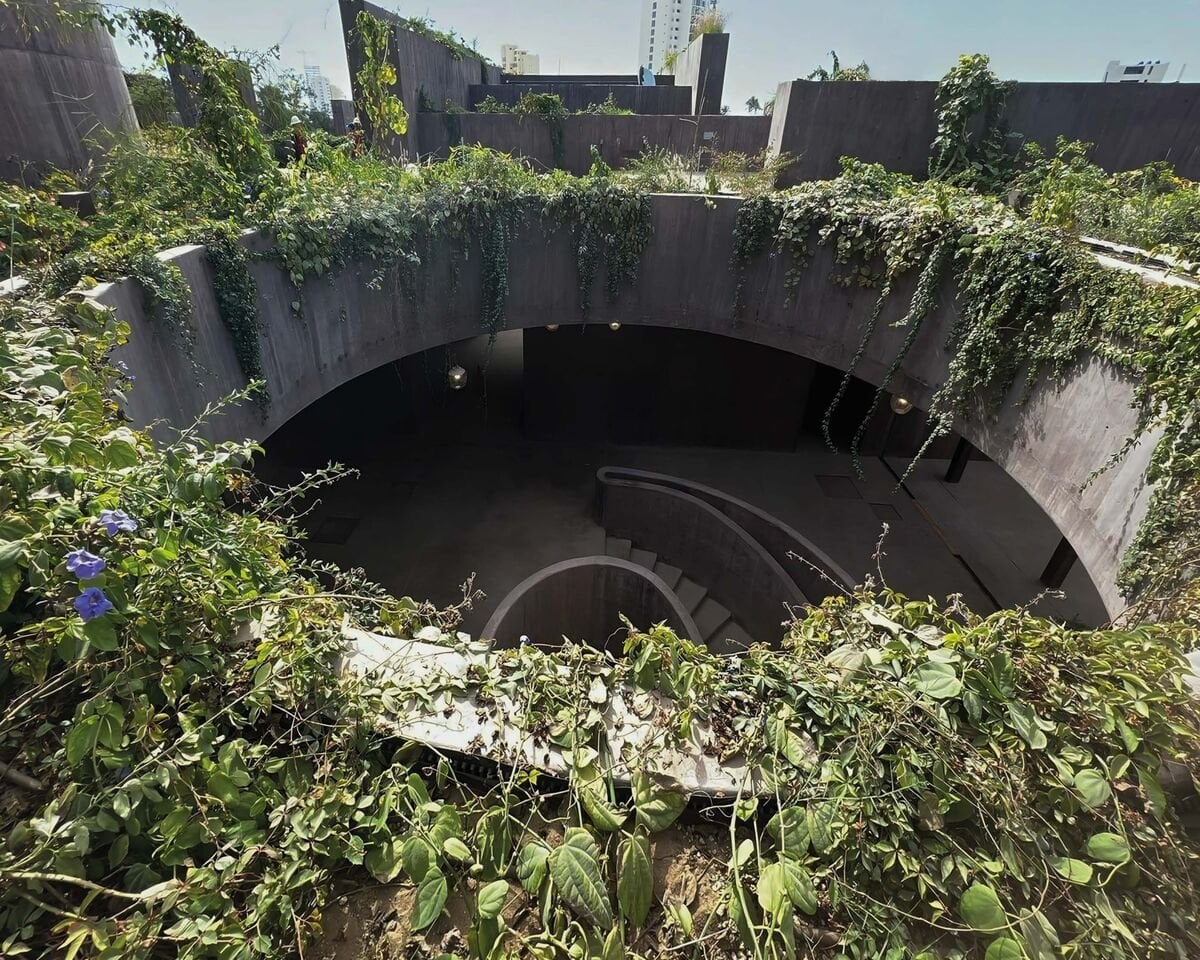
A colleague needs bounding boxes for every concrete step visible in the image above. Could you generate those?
[675,576,707,614]
[708,620,755,656]
[694,597,732,643]
[605,536,632,561]
[652,560,683,591]
[629,547,657,569]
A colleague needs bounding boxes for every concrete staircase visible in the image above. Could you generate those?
[604,536,755,654]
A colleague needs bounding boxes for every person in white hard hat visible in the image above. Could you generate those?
[290,115,307,165]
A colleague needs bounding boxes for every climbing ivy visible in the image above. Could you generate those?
[354,11,410,152]
[732,158,1200,614]
[928,54,1017,192]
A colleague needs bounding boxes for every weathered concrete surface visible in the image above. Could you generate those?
[672,32,729,115]
[418,112,771,172]
[339,0,500,157]
[482,556,701,651]
[600,475,805,642]
[92,194,1160,618]
[769,79,1200,184]
[0,0,138,184]
[468,83,692,115]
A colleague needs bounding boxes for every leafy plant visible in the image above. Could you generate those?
[807,50,871,81]
[928,53,1017,192]
[354,11,410,151]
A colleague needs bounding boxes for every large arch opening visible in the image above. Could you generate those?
[259,324,1108,642]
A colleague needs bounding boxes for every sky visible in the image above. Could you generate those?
[114,0,1200,112]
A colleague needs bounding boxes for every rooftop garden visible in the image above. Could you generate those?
[0,12,1199,960]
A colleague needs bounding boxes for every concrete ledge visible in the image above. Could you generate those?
[340,626,767,797]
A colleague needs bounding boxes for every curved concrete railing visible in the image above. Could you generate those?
[84,194,1181,616]
[481,556,702,653]
[599,476,804,645]
[597,466,856,602]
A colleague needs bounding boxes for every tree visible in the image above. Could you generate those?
[123,70,176,126]
[763,94,776,117]
[745,95,761,114]
[808,50,871,81]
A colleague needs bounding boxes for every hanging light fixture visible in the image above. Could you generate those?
[545,324,560,332]
[447,365,468,391]
[889,394,914,415]
[608,321,622,331]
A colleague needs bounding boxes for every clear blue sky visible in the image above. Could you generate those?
[115,0,1200,112]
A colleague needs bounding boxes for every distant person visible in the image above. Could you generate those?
[643,64,656,86]
[347,117,365,157]
[290,115,307,165]
[638,65,645,84]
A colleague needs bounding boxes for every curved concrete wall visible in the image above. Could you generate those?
[482,556,701,652]
[600,476,805,645]
[92,194,1160,618]
[597,467,856,601]
[0,0,138,183]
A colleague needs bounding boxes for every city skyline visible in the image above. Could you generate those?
[113,0,1200,113]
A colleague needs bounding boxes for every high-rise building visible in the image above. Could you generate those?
[501,44,541,75]
[639,0,713,73]
[1103,60,1170,83]
[303,63,333,115]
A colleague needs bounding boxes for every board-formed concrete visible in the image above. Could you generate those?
[0,0,139,184]
[91,194,1162,618]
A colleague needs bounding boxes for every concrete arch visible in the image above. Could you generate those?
[95,194,1158,617]
[481,556,701,652]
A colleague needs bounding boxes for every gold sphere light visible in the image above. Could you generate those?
[447,365,467,391]
[608,321,622,331]
[545,324,560,332]
[889,394,914,415]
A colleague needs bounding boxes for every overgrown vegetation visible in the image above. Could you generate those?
[807,50,871,81]
[4,16,1200,958]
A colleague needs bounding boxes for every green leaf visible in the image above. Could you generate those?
[477,879,508,919]
[633,771,686,833]
[767,713,814,766]
[666,899,693,935]
[1074,769,1112,809]
[617,831,653,928]
[1007,701,1048,750]
[0,567,21,612]
[959,883,1007,932]
[807,802,837,855]
[910,661,962,699]
[104,438,139,468]
[985,937,1025,960]
[443,837,473,863]
[83,616,119,652]
[516,842,549,894]
[1051,857,1093,885]
[767,806,809,856]
[403,836,433,882]
[1137,764,1167,819]
[547,827,612,928]
[576,763,627,832]
[412,867,448,930]
[0,539,25,570]
[780,857,817,915]
[365,839,401,882]
[1087,832,1130,865]
[66,715,99,764]
[757,861,788,915]
[107,834,129,869]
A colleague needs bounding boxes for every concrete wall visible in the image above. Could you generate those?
[418,113,771,172]
[672,32,729,115]
[469,83,691,115]
[0,0,138,184]
[768,79,1200,184]
[601,476,807,643]
[482,556,700,651]
[340,0,500,157]
[92,195,1159,619]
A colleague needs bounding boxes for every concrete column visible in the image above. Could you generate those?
[673,32,729,115]
[945,437,972,483]
[0,0,138,184]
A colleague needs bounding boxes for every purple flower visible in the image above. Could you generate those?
[74,587,113,622]
[65,548,106,580]
[99,509,137,536]
[1027,251,1041,262]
